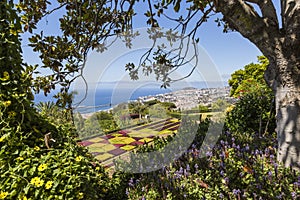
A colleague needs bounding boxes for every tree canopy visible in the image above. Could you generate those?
[228,56,270,97]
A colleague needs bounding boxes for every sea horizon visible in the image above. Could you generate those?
[34,81,228,114]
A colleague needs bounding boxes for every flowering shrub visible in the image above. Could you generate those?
[0,3,111,199]
[123,120,300,199]
[0,110,112,199]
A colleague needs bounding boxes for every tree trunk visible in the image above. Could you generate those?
[275,86,300,169]
[213,0,300,169]
[272,55,300,169]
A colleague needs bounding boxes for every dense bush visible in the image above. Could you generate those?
[0,3,111,199]
[225,90,276,134]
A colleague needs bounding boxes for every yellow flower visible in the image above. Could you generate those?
[45,181,53,190]
[102,188,108,193]
[3,101,11,107]
[38,164,47,172]
[0,191,8,199]
[75,156,82,162]
[30,177,44,187]
[16,156,24,161]
[0,135,6,143]
[77,192,84,199]
[2,71,10,81]
[34,146,40,151]
[95,167,100,171]
[22,196,27,200]
[226,105,235,113]
[8,111,16,117]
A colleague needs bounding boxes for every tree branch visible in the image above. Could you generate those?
[213,0,280,57]
[281,0,300,44]
[255,0,279,27]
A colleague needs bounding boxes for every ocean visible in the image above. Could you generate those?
[34,81,227,114]
[34,86,173,114]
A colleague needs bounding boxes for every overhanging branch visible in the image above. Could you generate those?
[213,0,280,56]
[251,0,279,27]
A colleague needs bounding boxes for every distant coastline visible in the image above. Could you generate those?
[34,81,229,115]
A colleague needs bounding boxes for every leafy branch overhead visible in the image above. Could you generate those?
[17,0,135,102]
[16,0,218,98]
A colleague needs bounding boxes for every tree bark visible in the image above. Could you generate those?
[272,51,300,169]
[275,85,300,169]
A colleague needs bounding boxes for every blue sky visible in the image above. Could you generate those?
[21,1,282,87]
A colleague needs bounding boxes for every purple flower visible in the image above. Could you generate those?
[291,192,297,199]
[220,152,225,159]
[128,178,134,187]
[294,182,300,187]
[245,144,250,151]
[220,170,224,176]
[179,167,183,174]
[194,163,198,169]
[186,164,190,171]
[233,189,241,196]
[268,171,273,177]
[224,177,229,184]
[265,148,270,154]
[256,184,262,189]
[206,151,212,157]
[219,193,224,198]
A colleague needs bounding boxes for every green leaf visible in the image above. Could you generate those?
[174,0,181,12]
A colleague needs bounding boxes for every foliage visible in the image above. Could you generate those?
[73,111,119,138]
[226,91,276,134]
[226,56,276,134]
[228,56,269,98]
[35,102,74,129]
[159,102,177,110]
[198,104,210,113]
[0,2,111,199]
[16,0,135,102]
[211,98,230,112]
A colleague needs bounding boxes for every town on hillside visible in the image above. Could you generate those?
[138,86,234,110]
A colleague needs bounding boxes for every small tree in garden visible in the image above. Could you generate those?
[226,56,276,135]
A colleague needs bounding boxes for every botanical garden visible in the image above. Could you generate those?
[1,0,300,199]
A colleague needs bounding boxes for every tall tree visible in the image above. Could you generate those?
[13,0,300,168]
[133,0,300,169]
[208,0,300,169]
